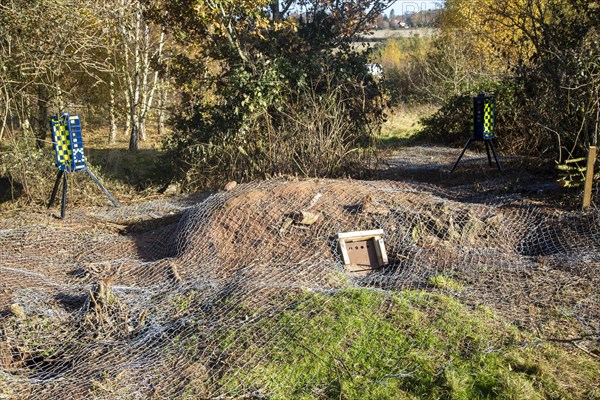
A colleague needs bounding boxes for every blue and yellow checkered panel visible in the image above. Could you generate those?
[50,117,72,171]
[49,114,87,171]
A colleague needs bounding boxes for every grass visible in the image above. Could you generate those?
[82,127,170,193]
[378,104,438,149]
[207,288,599,399]
[0,376,15,398]
[427,275,464,292]
[0,126,171,211]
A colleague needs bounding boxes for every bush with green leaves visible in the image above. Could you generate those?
[159,3,386,190]
[417,80,533,154]
[166,55,382,189]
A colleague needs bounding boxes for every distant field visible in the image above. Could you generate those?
[352,28,436,50]
[363,28,437,40]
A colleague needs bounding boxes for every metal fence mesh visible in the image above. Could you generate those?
[1,176,598,398]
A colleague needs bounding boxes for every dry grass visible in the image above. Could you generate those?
[0,126,170,212]
[378,104,438,148]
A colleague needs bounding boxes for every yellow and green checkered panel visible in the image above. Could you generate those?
[483,98,494,139]
[50,117,73,171]
[472,94,495,140]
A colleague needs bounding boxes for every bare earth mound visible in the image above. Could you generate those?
[0,177,598,398]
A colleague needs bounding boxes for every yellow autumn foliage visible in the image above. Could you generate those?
[440,0,552,72]
[377,35,430,70]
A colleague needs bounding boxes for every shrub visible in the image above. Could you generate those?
[417,0,600,159]
[165,49,384,190]
[416,81,524,150]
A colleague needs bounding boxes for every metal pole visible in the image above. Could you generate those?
[451,139,472,173]
[488,140,503,172]
[86,167,120,207]
[484,141,493,166]
[48,170,64,208]
[60,171,68,219]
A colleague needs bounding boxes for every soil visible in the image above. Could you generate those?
[0,145,598,398]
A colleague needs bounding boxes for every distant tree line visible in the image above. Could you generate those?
[373,9,441,30]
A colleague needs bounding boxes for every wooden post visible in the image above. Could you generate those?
[583,146,597,209]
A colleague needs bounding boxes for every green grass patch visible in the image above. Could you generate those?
[209,289,599,399]
[378,105,438,150]
[85,146,168,190]
[428,275,464,292]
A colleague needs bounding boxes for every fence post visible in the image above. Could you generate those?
[582,146,597,209]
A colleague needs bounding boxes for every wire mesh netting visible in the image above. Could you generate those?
[0,176,599,398]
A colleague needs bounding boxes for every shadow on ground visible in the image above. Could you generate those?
[85,147,170,189]
[373,144,582,208]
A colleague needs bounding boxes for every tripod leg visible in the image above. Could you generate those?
[485,141,493,166]
[489,140,504,172]
[60,172,68,219]
[48,170,64,208]
[86,168,120,207]
[451,139,472,173]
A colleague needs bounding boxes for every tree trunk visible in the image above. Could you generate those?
[140,121,146,143]
[117,0,164,151]
[128,104,139,150]
[270,0,281,21]
[124,113,131,138]
[0,86,9,142]
[123,84,131,137]
[109,79,117,144]
[129,121,139,151]
[129,126,139,150]
[36,86,49,148]
[125,0,142,151]
[139,23,149,143]
[157,85,165,137]
[140,120,147,141]
[138,26,165,143]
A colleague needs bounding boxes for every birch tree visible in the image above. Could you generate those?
[113,0,165,151]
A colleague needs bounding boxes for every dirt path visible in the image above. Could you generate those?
[376,145,577,208]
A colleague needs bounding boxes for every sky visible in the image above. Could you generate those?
[387,1,445,16]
